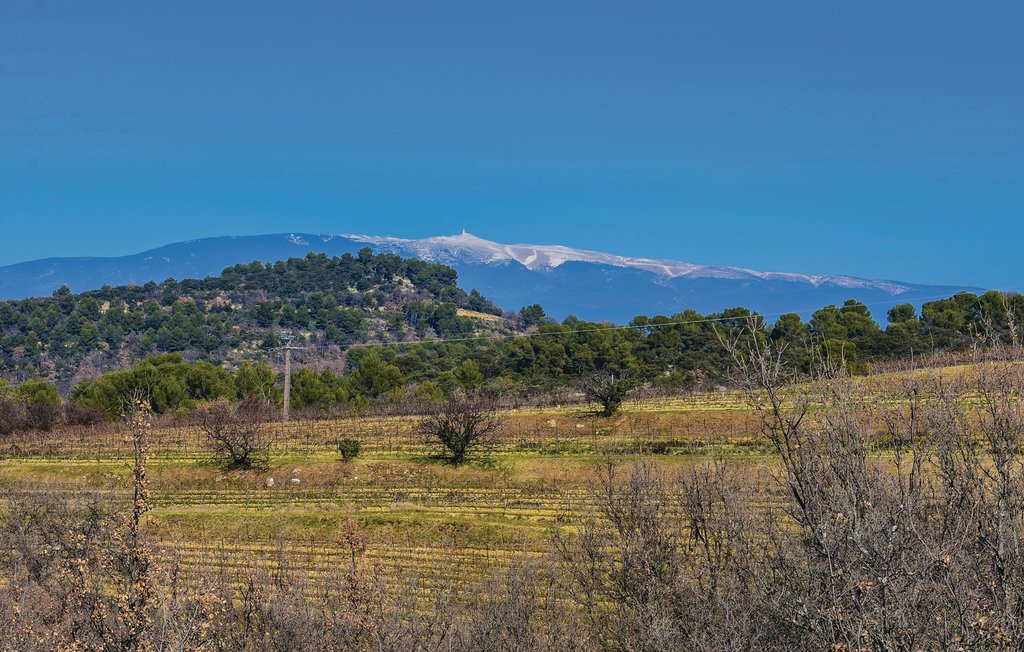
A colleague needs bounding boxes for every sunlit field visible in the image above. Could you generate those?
[0,390,770,595]
[4,354,1024,650]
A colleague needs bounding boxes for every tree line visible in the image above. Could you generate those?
[1,288,1019,430]
[350,289,1022,397]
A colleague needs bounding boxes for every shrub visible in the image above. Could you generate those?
[24,401,61,431]
[337,438,361,461]
[0,398,27,435]
[64,402,105,427]
[420,397,499,465]
[580,372,635,417]
[197,397,273,469]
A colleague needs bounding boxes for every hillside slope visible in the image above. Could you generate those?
[0,232,981,322]
[0,249,507,388]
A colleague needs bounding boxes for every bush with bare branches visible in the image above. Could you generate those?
[420,396,500,465]
[198,396,274,469]
[580,372,635,417]
[720,324,1024,648]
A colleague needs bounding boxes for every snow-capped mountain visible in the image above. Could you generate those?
[343,232,910,293]
[0,232,979,322]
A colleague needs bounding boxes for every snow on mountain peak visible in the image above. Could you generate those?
[339,232,911,295]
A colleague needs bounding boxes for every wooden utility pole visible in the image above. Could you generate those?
[273,334,306,422]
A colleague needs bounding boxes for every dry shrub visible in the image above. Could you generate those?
[0,396,61,435]
[198,396,274,469]
[419,396,500,465]
[550,334,1024,650]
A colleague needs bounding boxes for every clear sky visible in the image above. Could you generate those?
[1,1,1021,289]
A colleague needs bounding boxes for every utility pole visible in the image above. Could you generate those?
[272,333,306,422]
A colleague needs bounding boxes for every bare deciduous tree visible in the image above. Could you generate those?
[580,372,635,417]
[198,396,273,469]
[420,397,499,465]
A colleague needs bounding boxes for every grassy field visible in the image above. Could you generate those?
[0,390,778,594]
[3,362,1003,597]
[5,360,1021,649]
[2,362,987,588]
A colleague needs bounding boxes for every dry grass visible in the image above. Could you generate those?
[0,361,983,596]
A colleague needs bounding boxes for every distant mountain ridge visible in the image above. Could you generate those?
[0,232,981,322]
[345,232,910,293]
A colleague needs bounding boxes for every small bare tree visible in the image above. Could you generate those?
[580,371,635,417]
[198,396,273,469]
[112,394,155,652]
[420,397,499,465]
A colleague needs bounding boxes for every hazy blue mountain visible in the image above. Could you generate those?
[0,232,980,322]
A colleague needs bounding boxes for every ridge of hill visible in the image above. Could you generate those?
[0,249,508,388]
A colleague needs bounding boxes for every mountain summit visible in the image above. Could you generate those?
[344,232,910,293]
[0,232,977,322]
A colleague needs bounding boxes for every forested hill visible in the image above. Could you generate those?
[0,249,508,388]
[2,242,1022,409]
[57,287,1024,423]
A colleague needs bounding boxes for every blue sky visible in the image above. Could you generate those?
[1,1,1021,289]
